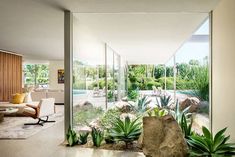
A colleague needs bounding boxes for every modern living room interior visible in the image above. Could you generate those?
[1,0,235,157]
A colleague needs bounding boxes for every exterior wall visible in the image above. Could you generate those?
[49,60,64,90]
[212,0,235,141]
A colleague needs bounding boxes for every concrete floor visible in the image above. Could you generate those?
[0,121,144,157]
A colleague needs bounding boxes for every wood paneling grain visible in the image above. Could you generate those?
[0,51,22,102]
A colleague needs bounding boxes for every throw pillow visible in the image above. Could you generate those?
[24,92,32,103]
[12,93,25,104]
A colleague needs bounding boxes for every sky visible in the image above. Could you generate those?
[166,18,209,65]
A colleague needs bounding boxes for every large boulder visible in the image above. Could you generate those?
[142,116,188,157]
[180,97,200,113]
[115,100,134,113]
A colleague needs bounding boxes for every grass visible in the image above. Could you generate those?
[73,106,104,126]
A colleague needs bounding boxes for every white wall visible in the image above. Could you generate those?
[212,0,235,141]
[49,60,64,90]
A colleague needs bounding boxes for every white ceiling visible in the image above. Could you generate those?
[74,13,208,64]
[0,0,220,63]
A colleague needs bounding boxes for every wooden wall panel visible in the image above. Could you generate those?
[0,51,22,102]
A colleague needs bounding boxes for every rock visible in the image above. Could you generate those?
[180,97,200,112]
[198,101,209,114]
[81,101,93,107]
[89,118,101,129]
[115,101,134,113]
[142,116,188,157]
[137,132,143,148]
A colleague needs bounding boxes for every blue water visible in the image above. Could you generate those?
[73,89,86,95]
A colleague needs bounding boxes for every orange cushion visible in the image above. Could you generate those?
[12,93,25,104]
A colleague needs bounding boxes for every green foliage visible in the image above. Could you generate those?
[180,113,193,140]
[157,77,174,89]
[73,106,104,126]
[127,90,139,101]
[78,132,89,145]
[66,126,78,146]
[193,66,209,101]
[136,96,151,113]
[147,107,168,117]
[100,108,121,129]
[24,64,49,85]
[104,134,116,144]
[188,127,235,156]
[107,90,114,101]
[156,95,172,108]
[110,117,142,148]
[146,80,161,90]
[154,64,165,79]
[170,100,191,124]
[91,127,104,147]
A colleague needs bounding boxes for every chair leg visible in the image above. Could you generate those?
[40,116,56,123]
[24,116,55,126]
[24,119,44,126]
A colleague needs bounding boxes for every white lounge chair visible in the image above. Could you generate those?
[23,98,56,126]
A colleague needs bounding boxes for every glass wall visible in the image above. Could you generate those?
[174,18,210,132]
[72,17,127,130]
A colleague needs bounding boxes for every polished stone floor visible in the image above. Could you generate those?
[0,121,144,157]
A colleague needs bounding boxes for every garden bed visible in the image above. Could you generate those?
[73,140,142,152]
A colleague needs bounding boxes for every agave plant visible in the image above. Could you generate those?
[78,132,89,145]
[91,127,104,147]
[147,107,168,117]
[180,113,194,140]
[188,126,235,156]
[170,100,191,124]
[66,126,78,146]
[110,116,142,148]
[136,95,151,112]
[156,95,172,108]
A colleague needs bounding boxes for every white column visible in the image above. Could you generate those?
[64,10,73,135]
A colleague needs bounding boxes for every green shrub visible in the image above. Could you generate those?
[100,108,121,129]
[110,117,142,148]
[192,66,209,101]
[104,134,116,144]
[156,95,172,108]
[136,96,151,113]
[146,81,161,90]
[66,126,78,146]
[91,127,104,147]
[78,132,89,145]
[188,127,235,156]
[147,107,168,117]
[180,113,193,140]
[157,77,174,89]
[73,106,104,126]
[107,90,114,102]
[127,90,139,101]
[170,100,191,124]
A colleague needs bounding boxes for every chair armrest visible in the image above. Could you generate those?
[25,104,40,118]
[26,104,38,109]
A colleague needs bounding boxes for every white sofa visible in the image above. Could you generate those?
[31,89,64,104]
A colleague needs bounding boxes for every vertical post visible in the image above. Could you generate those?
[209,12,213,131]
[64,10,73,136]
[118,54,121,100]
[164,64,167,94]
[105,43,108,110]
[173,55,176,103]
[112,50,115,103]
[97,66,99,89]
